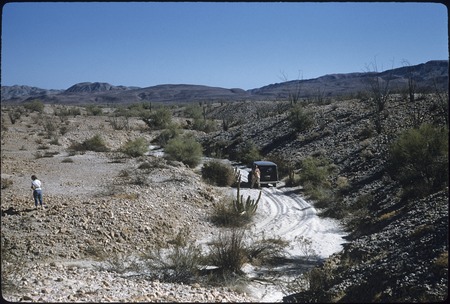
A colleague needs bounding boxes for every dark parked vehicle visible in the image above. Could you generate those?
[248,160,279,187]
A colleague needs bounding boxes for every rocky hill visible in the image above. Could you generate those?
[197,92,448,301]
[2,60,447,104]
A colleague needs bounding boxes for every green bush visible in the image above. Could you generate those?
[120,137,148,157]
[201,160,235,186]
[164,135,203,168]
[192,118,217,133]
[388,124,448,198]
[155,124,180,147]
[299,156,333,188]
[23,99,44,113]
[71,134,109,152]
[85,105,103,116]
[236,141,261,166]
[288,104,314,132]
[142,107,172,129]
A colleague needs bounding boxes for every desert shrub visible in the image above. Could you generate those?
[1,178,13,189]
[138,161,153,170]
[142,107,172,129]
[85,105,103,116]
[206,228,247,275]
[201,160,235,186]
[49,137,60,145]
[289,104,314,132]
[246,234,289,266]
[210,183,260,227]
[236,141,261,166]
[70,134,109,152]
[346,193,373,230]
[192,118,217,133]
[210,197,251,228]
[155,123,181,147]
[23,99,44,113]
[7,107,25,124]
[299,156,333,188]
[143,228,203,283]
[54,106,81,117]
[164,135,202,168]
[109,115,130,130]
[184,104,204,119]
[120,137,148,157]
[299,156,337,209]
[388,124,448,199]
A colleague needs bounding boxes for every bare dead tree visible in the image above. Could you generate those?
[280,70,303,106]
[364,58,393,134]
[401,59,423,127]
[431,74,449,128]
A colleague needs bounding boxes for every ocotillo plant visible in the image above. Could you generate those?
[234,175,261,215]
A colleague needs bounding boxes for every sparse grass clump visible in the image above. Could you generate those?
[142,228,204,283]
[211,196,251,227]
[1,178,13,189]
[206,228,247,275]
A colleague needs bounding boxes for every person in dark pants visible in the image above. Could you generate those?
[31,175,45,209]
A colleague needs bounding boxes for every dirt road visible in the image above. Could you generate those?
[234,168,347,301]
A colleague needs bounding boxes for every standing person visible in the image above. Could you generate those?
[251,165,261,189]
[31,175,45,209]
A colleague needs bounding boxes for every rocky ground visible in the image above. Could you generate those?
[1,93,448,302]
[1,111,254,302]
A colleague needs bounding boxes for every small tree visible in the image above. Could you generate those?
[164,135,202,168]
[364,58,393,134]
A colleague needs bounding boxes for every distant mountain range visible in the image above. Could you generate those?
[2,60,448,104]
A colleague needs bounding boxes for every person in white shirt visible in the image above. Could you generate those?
[31,175,45,208]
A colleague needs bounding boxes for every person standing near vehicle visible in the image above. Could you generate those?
[31,175,45,209]
[251,165,261,189]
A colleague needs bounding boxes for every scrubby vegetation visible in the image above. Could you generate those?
[120,137,148,157]
[201,160,236,187]
[388,123,448,199]
[164,134,203,168]
[70,134,109,152]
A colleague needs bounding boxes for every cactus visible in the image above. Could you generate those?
[233,175,261,216]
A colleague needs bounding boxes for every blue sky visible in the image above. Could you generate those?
[1,2,448,90]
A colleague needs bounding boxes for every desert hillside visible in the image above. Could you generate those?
[1,80,448,302]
